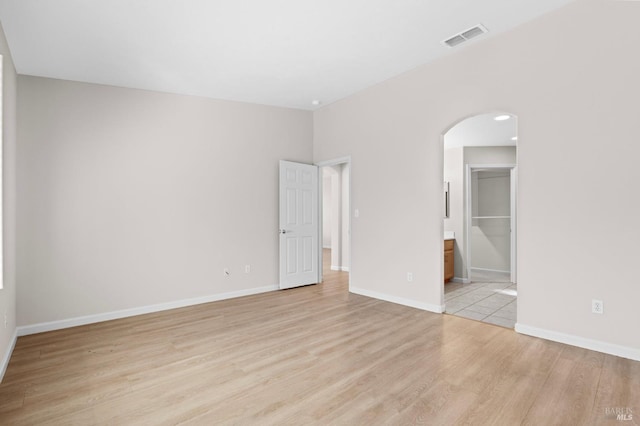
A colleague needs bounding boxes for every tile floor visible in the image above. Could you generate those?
[444,273,517,328]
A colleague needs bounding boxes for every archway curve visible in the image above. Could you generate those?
[439,109,519,137]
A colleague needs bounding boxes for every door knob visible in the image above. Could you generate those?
[280,229,287,234]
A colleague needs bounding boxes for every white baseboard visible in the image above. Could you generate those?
[515,323,640,362]
[471,267,510,274]
[331,265,350,272]
[322,245,331,249]
[0,329,18,383]
[350,286,443,314]
[17,285,279,337]
[450,277,471,284]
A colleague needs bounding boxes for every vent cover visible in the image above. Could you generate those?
[443,24,488,48]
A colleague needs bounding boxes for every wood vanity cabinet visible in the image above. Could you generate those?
[444,239,454,283]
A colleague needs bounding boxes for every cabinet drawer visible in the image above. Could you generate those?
[444,239,454,251]
[444,251,454,282]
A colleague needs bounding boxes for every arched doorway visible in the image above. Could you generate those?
[442,112,518,328]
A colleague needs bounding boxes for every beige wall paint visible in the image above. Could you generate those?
[314,0,640,351]
[17,76,313,326]
[465,146,516,165]
[0,20,17,378]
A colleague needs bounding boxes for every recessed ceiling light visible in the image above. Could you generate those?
[494,115,511,121]
[511,136,518,141]
[311,100,321,106]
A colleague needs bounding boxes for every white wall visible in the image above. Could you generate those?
[314,0,640,356]
[17,76,313,327]
[0,21,17,380]
[465,146,516,165]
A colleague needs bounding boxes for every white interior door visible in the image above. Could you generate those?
[279,160,319,289]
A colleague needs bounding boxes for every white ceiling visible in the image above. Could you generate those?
[0,0,574,110]
[444,113,517,149]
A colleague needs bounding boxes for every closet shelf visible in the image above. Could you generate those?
[472,216,511,219]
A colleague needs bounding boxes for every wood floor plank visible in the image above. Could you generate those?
[1,257,638,425]
[588,354,640,424]
[522,346,606,426]
[454,337,564,425]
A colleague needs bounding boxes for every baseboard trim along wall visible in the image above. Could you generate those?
[16,285,279,337]
[515,323,640,362]
[350,286,443,314]
[331,266,350,272]
[450,277,471,284]
[0,330,18,383]
[470,267,510,274]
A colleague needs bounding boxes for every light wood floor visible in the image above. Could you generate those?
[1,260,638,425]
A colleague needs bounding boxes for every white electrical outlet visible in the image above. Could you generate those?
[592,299,603,314]
[245,265,251,273]
[223,268,230,277]
[407,272,413,282]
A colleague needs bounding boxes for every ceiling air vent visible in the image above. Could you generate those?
[443,24,488,48]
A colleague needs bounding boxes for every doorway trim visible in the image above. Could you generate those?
[315,156,352,290]
[466,163,517,283]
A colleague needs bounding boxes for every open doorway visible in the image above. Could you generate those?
[467,165,517,283]
[317,158,351,289]
[442,113,518,328]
